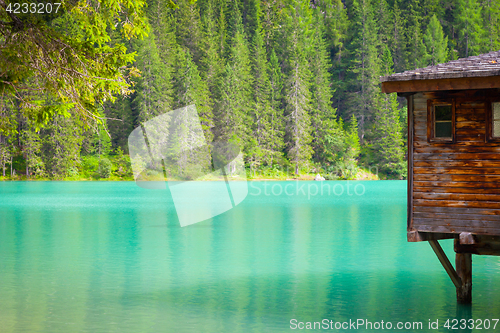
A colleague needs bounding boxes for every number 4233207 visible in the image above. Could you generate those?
[6,2,62,14]
[443,318,498,330]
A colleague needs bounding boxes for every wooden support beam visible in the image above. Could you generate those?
[455,236,500,256]
[455,247,472,304]
[428,240,462,289]
[408,231,455,242]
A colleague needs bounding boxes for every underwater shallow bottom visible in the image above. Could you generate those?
[0,181,499,332]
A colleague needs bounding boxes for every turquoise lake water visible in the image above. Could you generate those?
[1,181,499,332]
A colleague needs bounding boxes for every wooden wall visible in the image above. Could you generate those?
[410,89,500,236]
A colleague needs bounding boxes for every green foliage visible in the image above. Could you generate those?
[8,0,497,181]
[456,0,486,57]
[98,157,112,179]
[112,148,133,178]
[424,15,449,66]
[0,0,149,131]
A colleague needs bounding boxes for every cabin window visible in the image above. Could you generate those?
[428,99,455,142]
[492,102,500,138]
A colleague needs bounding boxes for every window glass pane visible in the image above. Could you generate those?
[435,121,452,138]
[494,120,500,138]
[435,105,452,121]
[493,102,500,120]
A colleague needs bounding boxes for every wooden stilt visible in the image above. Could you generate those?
[455,250,472,304]
[428,240,462,288]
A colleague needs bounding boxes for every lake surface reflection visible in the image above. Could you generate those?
[1,181,499,332]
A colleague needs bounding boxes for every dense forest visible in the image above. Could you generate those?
[1,0,499,181]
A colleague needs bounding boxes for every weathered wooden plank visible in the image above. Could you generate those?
[455,121,485,130]
[456,114,485,122]
[413,110,427,116]
[414,160,500,168]
[414,192,500,202]
[455,128,485,136]
[455,134,485,141]
[414,141,490,148]
[414,181,500,189]
[414,124,427,132]
[414,211,500,222]
[417,224,500,235]
[413,199,500,209]
[456,102,486,108]
[414,206,500,216]
[413,174,500,182]
[414,186,500,194]
[414,146,500,153]
[381,76,500,93]
[414,153,500,160]
[455,108,485,115]
[414,217,500,229]
[413,166,500,175]
[407,231,455,242]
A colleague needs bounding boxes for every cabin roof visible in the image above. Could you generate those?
[380,51,500,82]
[380,51,500,93]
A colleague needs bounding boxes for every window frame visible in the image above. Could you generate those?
[486,100,500,143]
[427,98,456,143]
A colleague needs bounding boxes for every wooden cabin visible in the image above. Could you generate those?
[380,51,500,303]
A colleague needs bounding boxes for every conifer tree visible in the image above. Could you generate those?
[174,47,213,143]
[200,0,225,102]
[132,32,173,124]
[214,2,252,147]
[456,0,485,57]
[405,1,427,69]
[248,1,278,166]
[174,0,204,66]
[481,0,500,52]
[391,0,407,73]
[345,0,380,141]
[309,10,344,164]
[41,115,84,179]
[268,48,286,163]
[283,0,314,174]
[372,47,405,178]
[21,118,44,178]
[322,0,348,112]
[424,15,449,66]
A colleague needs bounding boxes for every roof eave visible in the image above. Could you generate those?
[381,75,500,93]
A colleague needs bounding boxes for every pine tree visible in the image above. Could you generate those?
[283,0,314,174]
[309,9,345,164]
[248,0,276,166]
[21,118,44,178]
[131,31,173,124]
[267,48,286,164]
[372,47,406,178]
[423,15,449,66]
[174,47,213,143]
[174,0,204,66]
[391,0,407,73]
[344,0,380,141]
[200,0,225,102]
[456,0,486,57]
[482,0,500,52]
[41,114,84,179]
[322,0,349,113]
[405,1,427,69]
[214,3,252,147]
